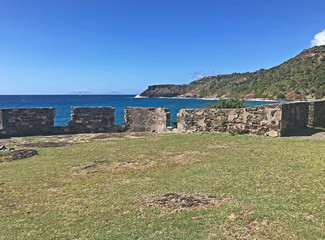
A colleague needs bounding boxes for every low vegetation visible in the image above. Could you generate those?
[205,99,247,109]
[1,133,325,239]
[171,119,178,128]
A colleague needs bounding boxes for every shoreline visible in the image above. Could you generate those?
[135,95,286,102]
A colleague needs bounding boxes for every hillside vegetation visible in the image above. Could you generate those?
[1,133,325,239]
[141,46,325,101]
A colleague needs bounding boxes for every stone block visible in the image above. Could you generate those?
[281,102,309,136]
[177,104,283,136]
[125,107,170,133]
[0,108,55,137]
[308,100,325,128]
[68,107,115,133]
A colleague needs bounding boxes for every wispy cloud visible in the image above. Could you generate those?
[311,30,325,47]
[191,70,219,79]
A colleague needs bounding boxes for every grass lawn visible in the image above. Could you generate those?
[0,133,325,239]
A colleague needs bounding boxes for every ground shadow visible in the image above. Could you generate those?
[285,128,325,137]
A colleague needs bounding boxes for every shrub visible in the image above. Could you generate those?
[205,99,247,109]
[277,93,285,99]
[171,119,178,128]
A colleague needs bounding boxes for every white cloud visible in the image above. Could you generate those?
[311,30,325,47]
[191,70,219,79]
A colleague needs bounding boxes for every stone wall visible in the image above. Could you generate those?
[68,107,116,133]
[308,100,325,128]
[125,107,170,133]
[177,104,283,136]
[0,101,324,138]
[281,102,309,135]
[0,110,3,129]
[0,108,55,137]
[0,106,170,138]
[177,101,323,137]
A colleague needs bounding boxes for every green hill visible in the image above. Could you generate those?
[141,45,325,101]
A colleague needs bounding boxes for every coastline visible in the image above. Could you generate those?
[136,93,325,103]
[135,95,286,102]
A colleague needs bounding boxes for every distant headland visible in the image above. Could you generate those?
[140,45,325,101]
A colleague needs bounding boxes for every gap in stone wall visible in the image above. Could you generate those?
[53,107,71,127]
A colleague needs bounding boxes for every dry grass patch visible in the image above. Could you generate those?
[19,142,70,148]
[144,193,231,212]
[91,132,153,140]
[209,220,293,240]
[70,150,205,176]
[70,159,156,175]
[207,144,231,149]
[228,210,254,220]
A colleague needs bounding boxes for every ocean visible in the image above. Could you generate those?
[0,95,280,126]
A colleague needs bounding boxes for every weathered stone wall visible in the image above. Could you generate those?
[0,108,55,137]
[0,110,3,129]
[0,101,324,138]
[177,104,283,136]
[281,102,309,135]
[177,101,322,137]
[125,107,170,133]
[0,106,169,137]
[308,100,325,128]
[0,107,119,138]
[68,107,116,133]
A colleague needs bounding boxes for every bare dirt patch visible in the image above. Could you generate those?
[144,193,230,211]
[213,220,281,239]
[113,160,155,170]
[92,133,126,140]
[70,159,157,176]
[71,159,156,175]
[1,149,38,162]
[19,142,70,148]
[244,220,260,231]
[91,132,152,140]
[70,151,206,176]
[228,210,254,220]
[160,151,209,167]
[0,132,161,151]
[0,134,89,147]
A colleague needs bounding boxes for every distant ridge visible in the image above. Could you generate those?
[140,45,325,101]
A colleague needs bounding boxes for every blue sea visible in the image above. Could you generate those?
[0,95,280,126]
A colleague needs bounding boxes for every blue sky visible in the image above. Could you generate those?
[1,0,325,94]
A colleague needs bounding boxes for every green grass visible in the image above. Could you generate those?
[1,133,325,239]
